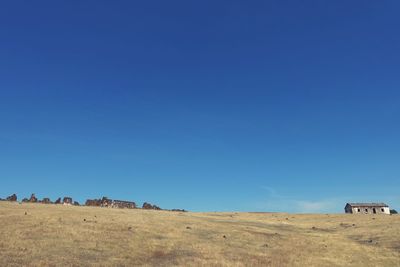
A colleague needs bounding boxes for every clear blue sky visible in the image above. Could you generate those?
[1,1,399,212]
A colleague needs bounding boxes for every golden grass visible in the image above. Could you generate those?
[0,201,399,267]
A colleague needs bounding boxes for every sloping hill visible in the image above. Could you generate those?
[0,202,399,266]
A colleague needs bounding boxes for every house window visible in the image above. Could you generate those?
[357,208,360,212]
[381,208,384,212]
[365,209,368,212]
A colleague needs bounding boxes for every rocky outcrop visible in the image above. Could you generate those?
[41,198,52,204]
[85,199,101,206]
[85,197,136,209]
[101,197,112,207]
[142,202,152,209]
[63,197,73,205]
[1,193,166,212]
[85,197,112,207]
[142,202,161,210]
[112,200,136,209]
[22,198,29,203]
[6,194,17,202]
[29,194,38,203]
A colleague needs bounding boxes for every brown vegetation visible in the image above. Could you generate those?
[0,202,399,266]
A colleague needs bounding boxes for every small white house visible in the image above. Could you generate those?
[345,203,390,214]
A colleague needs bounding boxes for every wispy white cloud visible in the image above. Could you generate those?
[254,186,399,213]
[254,186,346,213]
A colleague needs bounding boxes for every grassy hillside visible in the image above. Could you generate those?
[0,202,399,266]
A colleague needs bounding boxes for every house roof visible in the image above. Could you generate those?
[346,203,388,207]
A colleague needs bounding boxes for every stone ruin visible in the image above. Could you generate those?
[83,199,162,210]
[85,197,111,207]
[101,197,113,207]
[142,202,161,210]
[41,198,52,204]
[112,200,137,209]
[29,193,38,203]
[0,193,185,212]
[85,198,101,207]
[6,194,17,202]
[63,197,73,205]
[85,197,136,209]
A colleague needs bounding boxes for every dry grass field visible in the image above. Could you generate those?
[0,201,399,267]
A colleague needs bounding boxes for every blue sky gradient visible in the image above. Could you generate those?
[1,1,399,212]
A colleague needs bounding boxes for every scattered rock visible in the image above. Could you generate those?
[22,198,29,203]
[339,223,353,228]
[262,244,268,247]
[83,218,97,223]
[24,212,27,215]
[186,226,192,230]
[223,235,226,239]
[128,226,132,231]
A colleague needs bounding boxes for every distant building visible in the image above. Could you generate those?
[345,203,390,214]
[85,197,136,209]
[112,200,136,209]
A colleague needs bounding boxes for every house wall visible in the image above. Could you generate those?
[350,206,389,214]
[382,207,390,214]
[345,205,353,213]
